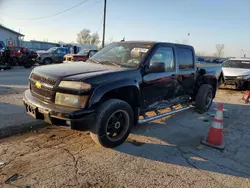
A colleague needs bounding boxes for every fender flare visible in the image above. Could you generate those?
[88,79,140,108]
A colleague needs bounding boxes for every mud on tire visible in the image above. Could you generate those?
[90,99,134,148]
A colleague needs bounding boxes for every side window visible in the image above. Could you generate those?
[57,48,66,54]
[149,46,175,71]
[177,48,194,69]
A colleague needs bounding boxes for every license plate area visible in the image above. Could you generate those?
[25,103,37,118]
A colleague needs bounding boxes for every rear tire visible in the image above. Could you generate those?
[90,99,134,148]
[195,84,213,114]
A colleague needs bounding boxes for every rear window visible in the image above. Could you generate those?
[177,48,194,69]
[222,60,250,69]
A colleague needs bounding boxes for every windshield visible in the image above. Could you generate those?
[222,60,250,69]
[89,42,152,68]
[46,47,57,53]
[77,50,89,55]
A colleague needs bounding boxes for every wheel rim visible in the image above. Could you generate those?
[105,110,130,141]
[44,59,51,64]
[205,90,213,109]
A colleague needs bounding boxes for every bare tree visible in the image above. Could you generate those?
[77,29,91,44]
[90,32,100,45]
[215,44,224,57]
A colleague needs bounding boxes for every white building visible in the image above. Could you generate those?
[0,25,24,47]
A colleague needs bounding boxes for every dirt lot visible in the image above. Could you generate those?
[0,68,250,188]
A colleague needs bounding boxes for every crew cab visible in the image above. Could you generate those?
[23,41,224,148]
[63,49,98,62]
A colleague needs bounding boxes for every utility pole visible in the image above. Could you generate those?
[102,0,107,49]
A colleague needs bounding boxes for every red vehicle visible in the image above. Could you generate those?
[63,49,98,62]
[4,46,38,66]
[8,46,28,57]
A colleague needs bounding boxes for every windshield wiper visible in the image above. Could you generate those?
[87,58,100,64]
[99,60,121,67]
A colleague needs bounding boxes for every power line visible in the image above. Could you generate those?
[95,15,103,33]
[0,0,101,20]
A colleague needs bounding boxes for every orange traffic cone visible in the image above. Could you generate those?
[243,90,250,104]
[202,103,225,150]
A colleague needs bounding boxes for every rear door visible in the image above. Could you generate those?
[175,47,196,96]
[141,44,177,110]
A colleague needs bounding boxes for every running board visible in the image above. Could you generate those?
[138,106,190,124]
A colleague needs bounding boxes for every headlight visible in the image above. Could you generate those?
[55,92,88,108]
[59,81,91,90]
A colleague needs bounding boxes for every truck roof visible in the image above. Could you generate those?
[116,40,194,48]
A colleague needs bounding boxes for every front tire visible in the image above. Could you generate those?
[195,84,213,114]
[43,58,52,65]
[90,99,134,148]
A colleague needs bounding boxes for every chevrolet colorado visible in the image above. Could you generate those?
[23,41,224,148]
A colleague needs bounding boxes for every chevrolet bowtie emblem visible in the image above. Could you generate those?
[35,82,42,89]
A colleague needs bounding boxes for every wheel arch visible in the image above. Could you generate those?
[88,79,140,108]
[88,79,141,125]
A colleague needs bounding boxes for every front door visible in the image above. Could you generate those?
[141,45,177,110]
[54,48,67,63]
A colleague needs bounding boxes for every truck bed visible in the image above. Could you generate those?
[196,63,223,79]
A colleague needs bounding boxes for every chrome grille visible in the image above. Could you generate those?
[30,84,54,100]
[29,73,56,101]
[30,73,56,86]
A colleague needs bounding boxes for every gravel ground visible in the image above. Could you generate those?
[0,67,250,188]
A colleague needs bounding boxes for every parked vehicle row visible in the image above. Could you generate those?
[23,41,224,148]
[35,47,98,65]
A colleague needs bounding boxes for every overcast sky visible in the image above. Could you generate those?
[0,0,250,57]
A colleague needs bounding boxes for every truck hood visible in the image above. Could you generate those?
[222,67,250,76]
[37,52,52,56]
[32,61,125,80]
[64,54,87,58]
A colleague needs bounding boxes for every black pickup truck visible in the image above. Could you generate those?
[23,41,224,148]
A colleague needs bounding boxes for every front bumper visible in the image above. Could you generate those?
[23,90,95,129]
[224,79,250,89]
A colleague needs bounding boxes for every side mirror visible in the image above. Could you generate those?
[147,62,165,73]
[199,68,206,75]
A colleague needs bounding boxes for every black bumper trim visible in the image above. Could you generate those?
[23,90,95,128]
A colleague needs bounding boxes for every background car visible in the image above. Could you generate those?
[222,58,250,89]
[37,47,68,64]
[63,49,98,62]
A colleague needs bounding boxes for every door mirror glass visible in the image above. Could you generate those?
[148,62,165,73]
